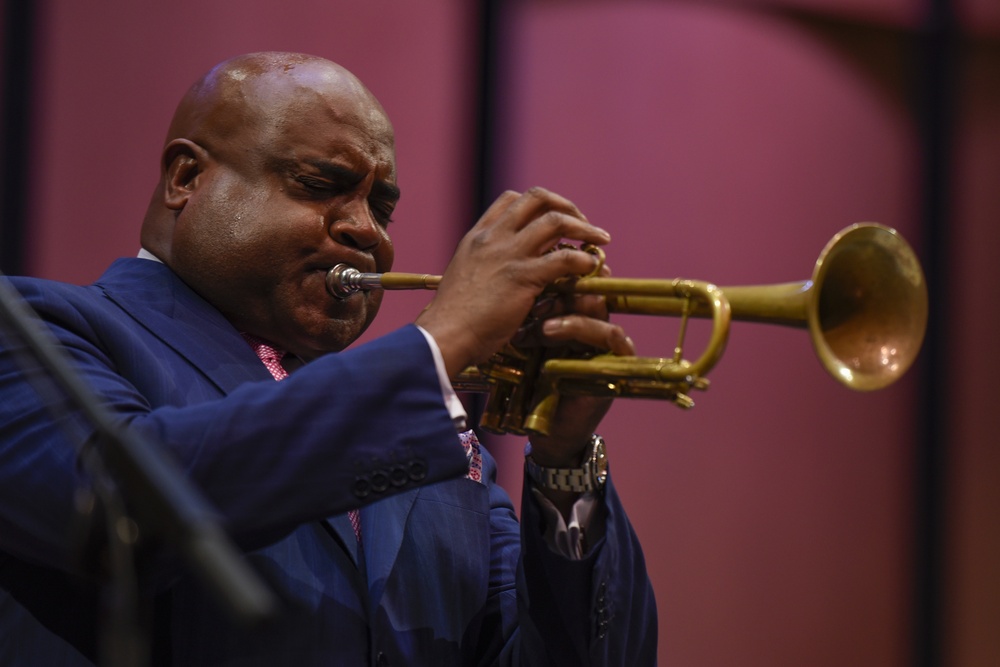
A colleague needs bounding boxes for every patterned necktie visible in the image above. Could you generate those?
[242,333,362,542]
[459,430,483,484]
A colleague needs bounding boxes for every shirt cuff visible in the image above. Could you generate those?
[415,325,468,430]
[529,486,605,560]
[416,325,602,559]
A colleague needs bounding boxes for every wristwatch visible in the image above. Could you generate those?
[525,434,608,493]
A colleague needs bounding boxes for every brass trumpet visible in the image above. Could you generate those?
[327,223,928,436]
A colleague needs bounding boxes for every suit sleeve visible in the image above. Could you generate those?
[466,444,657,667]
[0,281,469,571]
[125,327,470,550]
[513,472,658,666]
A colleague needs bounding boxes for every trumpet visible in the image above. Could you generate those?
[327,223,928,436]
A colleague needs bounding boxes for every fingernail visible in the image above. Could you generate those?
[542,318,566,335]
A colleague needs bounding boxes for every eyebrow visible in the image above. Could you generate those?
[301,158,401,202]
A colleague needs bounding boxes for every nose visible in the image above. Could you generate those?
[328,209,383,252]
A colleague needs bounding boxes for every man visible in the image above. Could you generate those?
[0,52,656,665]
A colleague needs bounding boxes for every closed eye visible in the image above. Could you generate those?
[295,176,345,197]
[370,200,396,226]
[369,181,400,227]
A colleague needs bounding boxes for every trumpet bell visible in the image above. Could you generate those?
[809,223,928,391]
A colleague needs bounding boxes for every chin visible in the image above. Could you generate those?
[287,294,380,358]
[297,320,371,359]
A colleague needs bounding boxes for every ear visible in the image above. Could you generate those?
[162,138,211,211]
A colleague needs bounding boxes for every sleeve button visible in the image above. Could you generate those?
[352,476,371,499]
[407,460,427,481]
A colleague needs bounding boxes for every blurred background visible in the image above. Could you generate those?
[2,0,997,665]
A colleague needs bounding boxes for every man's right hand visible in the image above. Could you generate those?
[414,187,616,378]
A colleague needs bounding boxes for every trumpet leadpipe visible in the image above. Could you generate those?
[326,262,724,315]
[326,264,441,298]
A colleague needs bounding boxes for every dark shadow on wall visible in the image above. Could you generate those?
[1,0,40,276]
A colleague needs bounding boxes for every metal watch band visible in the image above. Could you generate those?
[525,434,607,493]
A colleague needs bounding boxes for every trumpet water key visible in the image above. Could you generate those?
[326,223,928,436]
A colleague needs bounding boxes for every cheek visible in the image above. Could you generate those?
[366,290,384,319]
[376,231,395,271]
[174,193,289,297]
[182,177,271,249]
[219,188,276,245]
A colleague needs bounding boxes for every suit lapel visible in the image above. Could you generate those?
[319,490,419,593]
[321,515,364,570]
[96,259,270,392]
[362,489,419,607]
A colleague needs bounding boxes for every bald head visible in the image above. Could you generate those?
[139,52,399,358]
[166,53,389,159]
[141,52,394,256]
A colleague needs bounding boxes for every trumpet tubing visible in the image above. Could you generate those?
[327,223,928,435]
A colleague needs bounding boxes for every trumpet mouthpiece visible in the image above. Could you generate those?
[325,264,364,299]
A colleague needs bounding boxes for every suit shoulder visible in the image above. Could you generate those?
[3,264,151,345]
[6,274,110,318]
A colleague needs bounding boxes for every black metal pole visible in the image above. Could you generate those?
[465,0,503,429]
[914,0,955,665]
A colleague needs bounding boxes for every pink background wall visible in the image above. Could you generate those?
[4,0,998,665]
[24,0,477,337]
[493,4,919,665]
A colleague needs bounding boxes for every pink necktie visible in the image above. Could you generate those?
[242,334,362,541]
[460,430,484,484]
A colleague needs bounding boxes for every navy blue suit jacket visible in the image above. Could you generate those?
[0,258,656,665]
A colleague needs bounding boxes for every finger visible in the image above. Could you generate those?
[502,187,588,231]
[541,316,635,356]
[522,247,606,288]
[473,190,522,229]
[470,187,582,238]
[492,188,613,252]
[515,211,612,257]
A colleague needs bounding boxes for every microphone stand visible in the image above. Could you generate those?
[0,274,279,666]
